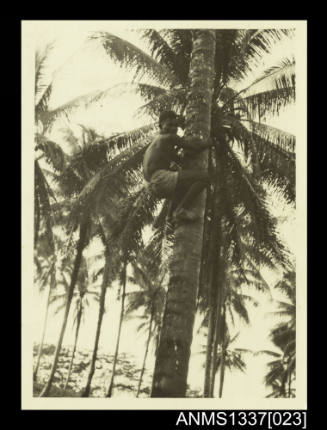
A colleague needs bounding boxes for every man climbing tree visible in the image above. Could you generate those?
[143,110,215,221]
[151,30,216,397]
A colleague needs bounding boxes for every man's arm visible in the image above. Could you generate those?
[176,136,215,151]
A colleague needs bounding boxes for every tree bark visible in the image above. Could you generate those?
[39,220,88,397]
[136,309,154,397]
[82,251,110,397]
[33,262,54,381]
[63,305,82,395]
[106,262,127,397]
[151,30,216,397]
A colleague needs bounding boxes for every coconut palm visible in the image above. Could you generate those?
[257,269,295,397]
[89,28,295,396]
[150,30,217,397]
[200,254,263,397]
[214,330,251,398]
[38,114,160,396]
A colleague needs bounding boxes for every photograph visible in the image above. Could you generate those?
[21,20,307,410]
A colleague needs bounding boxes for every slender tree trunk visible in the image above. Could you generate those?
[82,252,110,397]
[203,249,221,396]
[39,221,88,397]
[209,284,223,397]
[106,262,127,397]
[198,148,215,311]
[288,370,292,397]
[204,153,223,397]
[63,306,82,395]
[203,302,216,396]
[34,191,41,248]
[209,249,226,397]
[33,264,54,381]
[218,305,227,398]
[151,30,216,397]
[137,310,154,397]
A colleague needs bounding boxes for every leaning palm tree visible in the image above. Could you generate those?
[49,258,99,395]
[33,234,71,381]
[33,254,56,381]
[39,220,90,397]
[81,233,113,397]
[106,260,128,397]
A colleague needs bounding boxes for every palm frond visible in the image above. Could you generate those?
[139,29,177,74]
[248,130,295,202]
[136,86,186,118]
[89,31,175,86]
[157,29,192,84]
[254,349,281,358]
[101,123,157,153]
[231,29,294,80]
[42,86,120,130]
[110,185,159,257]
[225,143,288,267]
[35,134,67,172]
[248,121,295,154]
[241,57,295,117]
[69,141,148,218]
[35,43,54,106]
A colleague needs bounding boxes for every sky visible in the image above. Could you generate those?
[30,21,298,400]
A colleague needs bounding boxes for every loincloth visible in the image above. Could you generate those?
[148,169,179,198]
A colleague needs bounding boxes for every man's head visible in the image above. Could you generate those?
[159,110,178,134]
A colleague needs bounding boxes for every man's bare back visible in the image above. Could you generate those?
[143,133,181,181]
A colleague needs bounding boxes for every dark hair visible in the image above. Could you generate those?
[159,110,178,128]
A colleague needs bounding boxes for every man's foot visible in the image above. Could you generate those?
[173,207,198,222]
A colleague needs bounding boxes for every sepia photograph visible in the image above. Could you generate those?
[21,20,307,410]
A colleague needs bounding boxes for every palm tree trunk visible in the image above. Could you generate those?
[63,306,82,395]
[136,310,154,397]
[82,252,110,397]
[218,305,227,398]
[106,262,127,397]
[33,264,54,381]
[203,302,216,397]
[288,369,292,397]
[203,249,221,396]
[39,220,88,397]
[209,286,223,397]
[151,30,216,397]
[34,191,41,248]
[204,155,223,397]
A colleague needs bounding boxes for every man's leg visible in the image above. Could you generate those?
[172,170,210,219]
